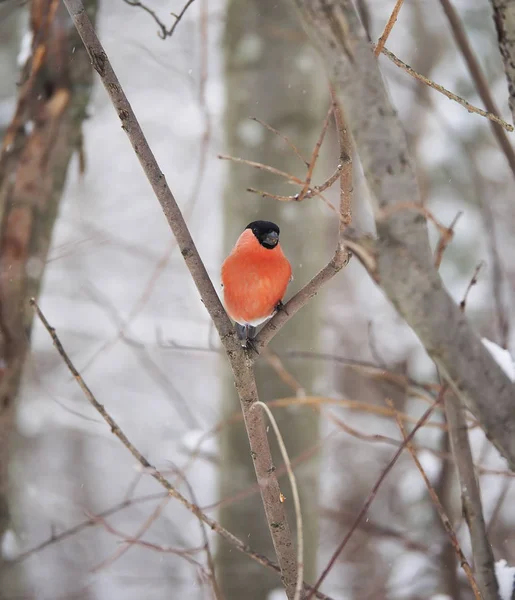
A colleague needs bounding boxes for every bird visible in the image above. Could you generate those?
[221,220,292,346]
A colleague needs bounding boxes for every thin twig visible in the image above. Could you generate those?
[460,262,484,311]
[223,106,343,217]
[167,463,222,600]
[87,509,208,573]
[389,401,482,600]
[92,497,169,572]
[381,46,514,132]
[254,402,303,600]
[14,491,167,562]
[256,89,353,349]
[297,104,333,202]
[218,154,304,183]
[305,394,443,600]
[123,0,196,40]
[375,0,405,57]
[249,116,309,166]
[438,0,515,175]
[441,264,498,599]
[262,348,306,396]
[331,88,352,229]
[434,211,462,269]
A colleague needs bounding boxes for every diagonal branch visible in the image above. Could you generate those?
[441,266,499,599]
[291,0,515,471]
[490,0,515,126]
[374,0,404,56]
[439,0,515,178]
[60,1,298,596]
[390,401,482,600]
[256,93,353,350]
[381,46,514,132]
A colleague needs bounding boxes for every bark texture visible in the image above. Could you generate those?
[490,0,515,125]
[0,0,98,560]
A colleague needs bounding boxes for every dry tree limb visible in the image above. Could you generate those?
[254,401,304,600]
[30,298,335,600]
[86,509,209,574]
[331,88,352,228]
[0,0,98,545]
[439,265,499,600]
[222,113,342,217]
[91,496,170,572]
[292,0,515,471]
[123,0,196,40]
[439,0,515,177]
[381,47,514,132]
[375,0,405,57]
[389,400,483,600]
[13,491,168,563]
[167,463,222,600]
[249,116,310,166]
[223,107,346,212]
[296,104,334,202]
[305,394,443,600]
[490,0,515,126]
[256,103,353,349]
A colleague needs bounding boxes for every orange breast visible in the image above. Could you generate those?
[221,230,292,325]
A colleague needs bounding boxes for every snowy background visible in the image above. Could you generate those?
[1,0,515,599]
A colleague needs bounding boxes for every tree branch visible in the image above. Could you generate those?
[439,0,515,178]
[291,0,515,471]
[256,95,352,349]
[441,267,499,599]
[0,0,98,544]
[490,0,515,126]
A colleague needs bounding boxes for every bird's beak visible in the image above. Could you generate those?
[263,231,279,247]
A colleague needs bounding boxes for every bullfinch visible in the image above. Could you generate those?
[221,220,292,345]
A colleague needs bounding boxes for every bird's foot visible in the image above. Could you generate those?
[275,300,288,315]
[235,323,258,353]
[244,338,258,355]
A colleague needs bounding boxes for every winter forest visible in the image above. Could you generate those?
[1,0,515,599]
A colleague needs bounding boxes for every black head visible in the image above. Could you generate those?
[246,220,280,249]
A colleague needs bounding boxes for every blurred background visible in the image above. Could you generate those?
[0,0,514,598]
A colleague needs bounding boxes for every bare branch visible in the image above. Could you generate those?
[440,266,499,599]
[249,116,310,166]
[291,0,515,470]
[390,401,482,600]
[374,0,405,57]
[381,46,514,132]
[123,0,196,40]
[305,394,443,600]
[256,93,353,349]
[490,0,515,126]
[254,402,304,600]
[439,0,515,177]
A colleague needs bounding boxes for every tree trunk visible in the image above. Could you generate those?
[0,0,98,587]
[218,0,329,597]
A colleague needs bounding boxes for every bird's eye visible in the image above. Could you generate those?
[252,228,258,234]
